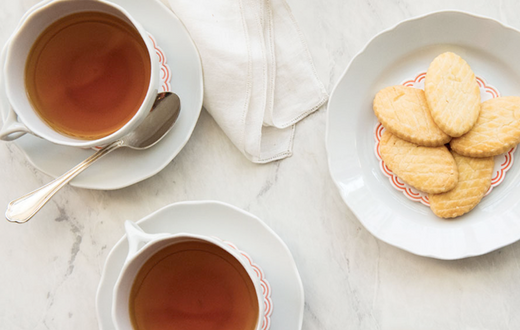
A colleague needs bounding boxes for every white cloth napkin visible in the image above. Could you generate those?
[167,0,328,163]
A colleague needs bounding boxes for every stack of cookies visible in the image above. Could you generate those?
[374,52,520,219]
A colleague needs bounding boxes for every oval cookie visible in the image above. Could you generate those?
[451,96,520,157]
[379,131,458,194]
[373,85,451,146]
[429,152,494,219]
[424,52,481,137]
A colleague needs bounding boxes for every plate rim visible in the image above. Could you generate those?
[325,9,520,260]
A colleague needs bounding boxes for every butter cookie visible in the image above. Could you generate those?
[373,85,450,146]
[424,52,481,137]
[380,131,458,194]
[429,152,494,218]
[451,96,520,157]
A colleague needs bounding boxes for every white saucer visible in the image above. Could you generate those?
[95,201,304,330]
[0,0,203,190]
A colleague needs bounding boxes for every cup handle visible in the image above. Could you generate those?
[0,106,30,141]
[124,221,169,262]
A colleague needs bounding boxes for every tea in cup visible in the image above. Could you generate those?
[112,221,265,330]
[1,0,160,148]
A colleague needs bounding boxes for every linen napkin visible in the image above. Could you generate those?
[167,0,328,163]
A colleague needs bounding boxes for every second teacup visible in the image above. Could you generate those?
[112,221,265,330]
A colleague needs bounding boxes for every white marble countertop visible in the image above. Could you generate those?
[2,0,520,329]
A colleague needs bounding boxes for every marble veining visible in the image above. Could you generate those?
[1,0,520,329]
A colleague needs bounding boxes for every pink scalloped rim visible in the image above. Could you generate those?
[218,240,273,330]
[375,72,516,206]
[148,33,171,93]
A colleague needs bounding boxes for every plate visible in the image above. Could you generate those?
[0,0,203,190]
[326,10,520,259]
[95,201,304,330]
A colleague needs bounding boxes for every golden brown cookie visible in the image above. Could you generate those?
[429,152,494,218]
[424,52,481,137]
[379,131,458,194]
[373,85,451,146]
[450,96,520,157]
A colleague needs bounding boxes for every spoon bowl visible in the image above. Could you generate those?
[121,92,180,150]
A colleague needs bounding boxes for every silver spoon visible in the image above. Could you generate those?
[5,92,181,224]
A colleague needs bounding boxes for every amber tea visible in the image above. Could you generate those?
[129,240,260,330]
[25,11,151,140]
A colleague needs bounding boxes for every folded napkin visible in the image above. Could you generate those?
[167,0,328,163]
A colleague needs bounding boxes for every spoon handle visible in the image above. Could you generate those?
[5,141,123,224]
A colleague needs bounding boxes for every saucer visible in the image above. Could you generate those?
[0,0,203,190]
[96,201,304,330]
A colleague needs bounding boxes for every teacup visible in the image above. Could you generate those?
[112,221,265,330]
[1,0,160,148]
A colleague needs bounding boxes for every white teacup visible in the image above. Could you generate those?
[112,221,265,330]
[1,0,160,147]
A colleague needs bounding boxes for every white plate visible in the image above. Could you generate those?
[95,201,304,330]
[326,10,520,260]
[0,0,203,190]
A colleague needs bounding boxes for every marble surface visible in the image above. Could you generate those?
[1,0,520,329]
